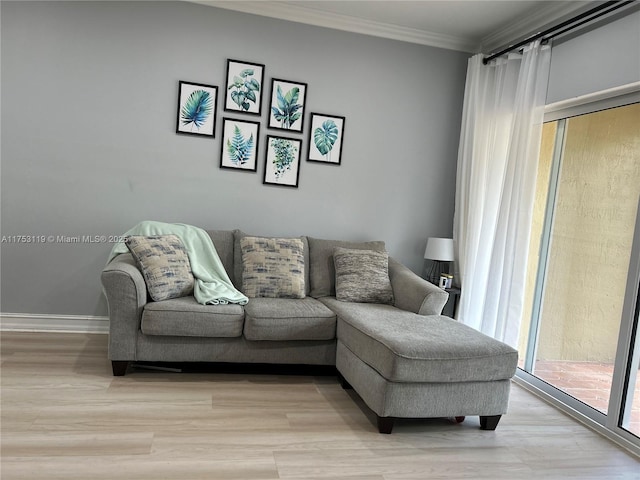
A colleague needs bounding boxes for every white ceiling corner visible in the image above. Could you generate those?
[480,1,592,53]
[187,1,595,54]
[190,0,478,51]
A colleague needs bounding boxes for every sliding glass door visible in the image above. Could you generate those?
[519,101,640,447]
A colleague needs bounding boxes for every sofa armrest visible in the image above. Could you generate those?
[388,257,449,315]
[101,253,147,361]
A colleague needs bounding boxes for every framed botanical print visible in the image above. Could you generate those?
[224,59,265,116]
[176,81,217,137]
[268,78,308,133]
[220,118,260,172]
[307,113,345,165]
[263,135,302,188]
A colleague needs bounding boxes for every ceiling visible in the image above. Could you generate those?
[190,0,594,52]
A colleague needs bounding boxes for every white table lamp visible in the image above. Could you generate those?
[424,237,454,285]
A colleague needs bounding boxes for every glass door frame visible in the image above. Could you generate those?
[610,197,640,434]
[514,82,640,457]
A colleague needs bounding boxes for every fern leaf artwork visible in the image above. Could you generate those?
[226,126,254,165]
[181,90,213,130]
[313,120,339,161]
[220,118,260,171]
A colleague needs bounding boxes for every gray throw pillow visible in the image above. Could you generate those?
[125,235,195,302]
[307,237,387,298]
[333,247,394,304]
[240,236,306,298]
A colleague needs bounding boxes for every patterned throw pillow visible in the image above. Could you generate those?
[125,235,195,302]
[333,247,394,304]
[240,236,305,298]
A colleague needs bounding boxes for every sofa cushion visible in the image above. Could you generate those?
[240,236,305,298]
[243,297,336,341]
[233,230,310,295]
[125,235,194,301]
[307,237,386,298]
[320,297,518,383]
[141,296,244,337]
[206,230,236,287]
[333,247,394,304]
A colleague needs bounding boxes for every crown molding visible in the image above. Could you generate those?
[480,1,592,54]
[188,1,478,52]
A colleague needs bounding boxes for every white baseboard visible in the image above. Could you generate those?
[0,313,109,334]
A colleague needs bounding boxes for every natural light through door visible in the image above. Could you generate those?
[521,102,640,437]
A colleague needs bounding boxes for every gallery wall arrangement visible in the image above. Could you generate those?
[174,58,346,190]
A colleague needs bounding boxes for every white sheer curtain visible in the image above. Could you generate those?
[453,40,551,347]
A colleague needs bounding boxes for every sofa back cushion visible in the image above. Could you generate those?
[307,237,387,298]
[233,230,310,295]
[206,230,236,287]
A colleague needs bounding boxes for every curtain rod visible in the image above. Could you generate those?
[482,0,635,65]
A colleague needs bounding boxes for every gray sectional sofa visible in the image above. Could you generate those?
[101,229,518,434]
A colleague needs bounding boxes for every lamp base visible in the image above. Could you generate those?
[426,260,448,286]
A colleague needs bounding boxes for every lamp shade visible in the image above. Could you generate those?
[424,237,454,261]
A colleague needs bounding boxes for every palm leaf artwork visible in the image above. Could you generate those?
[271,85,302,129]
[226,125,254,165]
[313,120,339,161]
[270,138,298,178]
[229,68,260,111]
[181,90,213,131]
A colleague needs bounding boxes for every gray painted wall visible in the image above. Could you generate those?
[1,1,468,316]
[547,9,640,104]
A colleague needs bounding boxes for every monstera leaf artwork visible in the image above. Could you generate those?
[313,120,339,161]
[224,60,265,116]
[220,118,260,172]
[268,79,308,133]
[176,81,218,138]
[307,113,346,165]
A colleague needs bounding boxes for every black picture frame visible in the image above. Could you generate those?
[307,113,346,165]
[263,135,302,188]
[219,118,261,172]
[176,81,217,138]
[268,78,308,133]
[224,59,265,116]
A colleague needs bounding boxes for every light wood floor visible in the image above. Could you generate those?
[1,332,638,479]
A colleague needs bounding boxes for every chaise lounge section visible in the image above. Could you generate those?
[324,299,518,433]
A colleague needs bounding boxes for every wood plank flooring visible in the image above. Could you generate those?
[1,332,638,479]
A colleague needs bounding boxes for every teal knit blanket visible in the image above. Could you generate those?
[108,221,248,305]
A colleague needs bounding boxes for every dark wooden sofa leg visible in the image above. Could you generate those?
[480,415,502,430]
[377,416,395,434]
[112,361,129,376]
